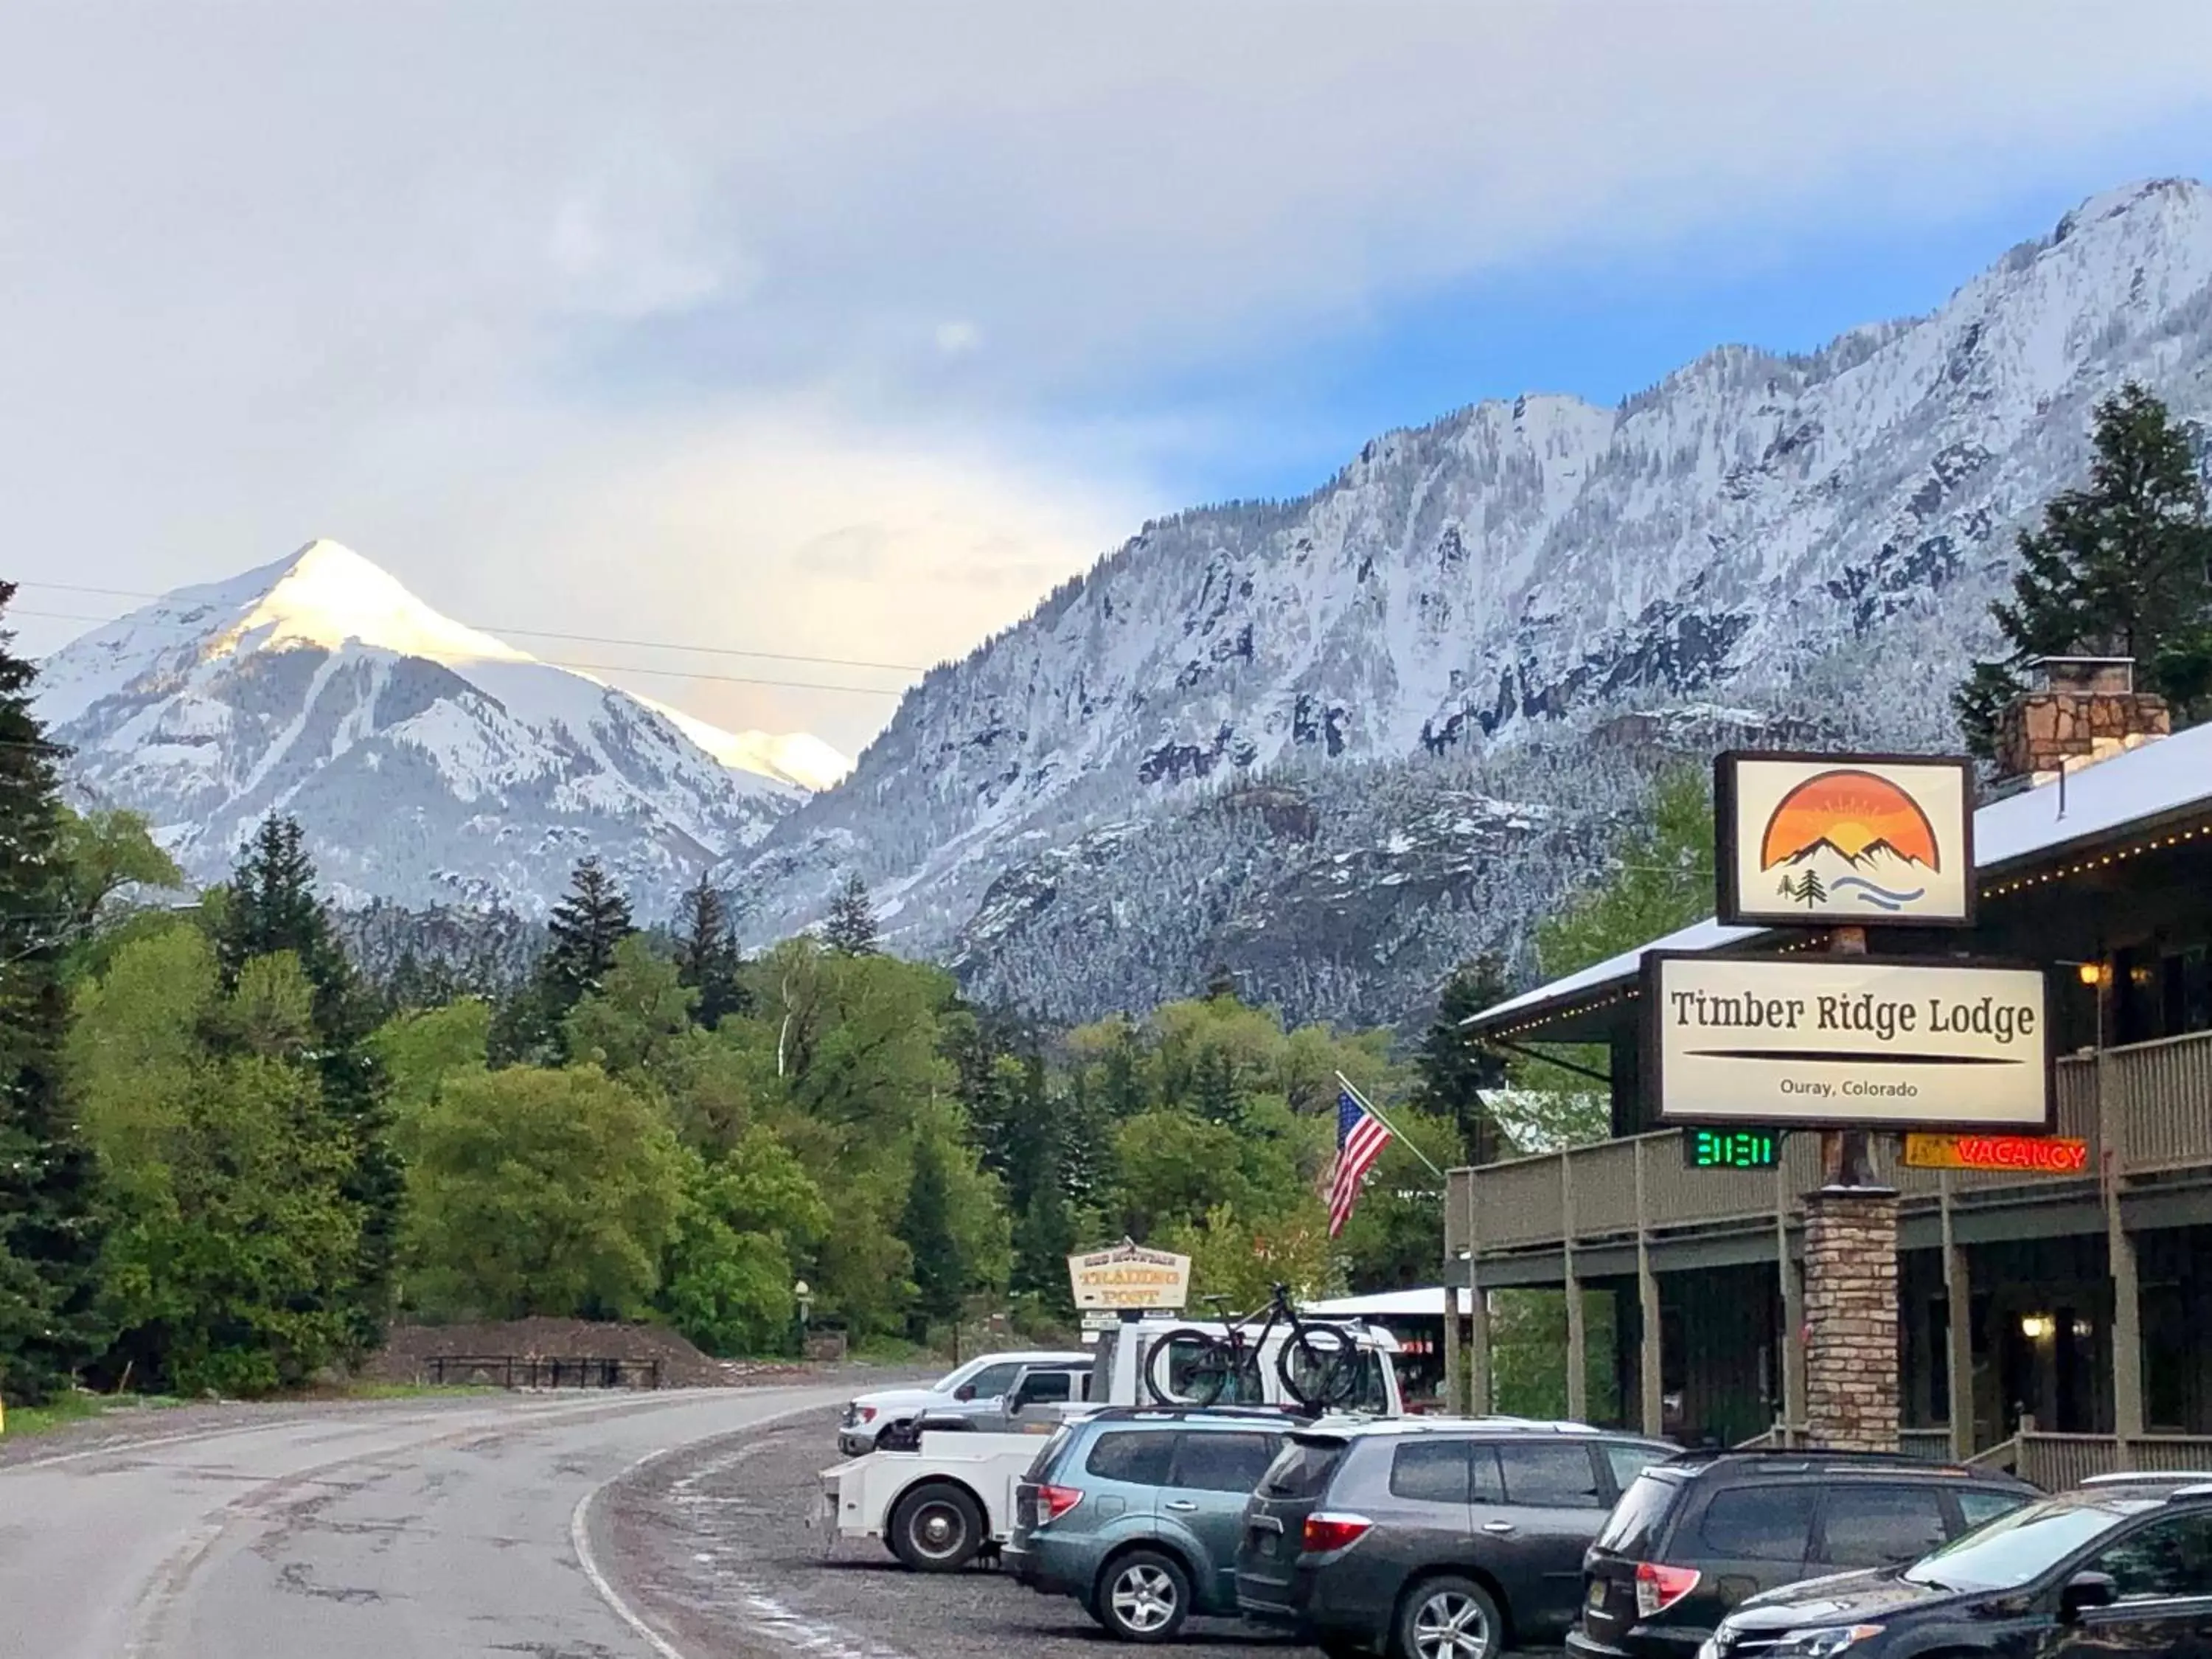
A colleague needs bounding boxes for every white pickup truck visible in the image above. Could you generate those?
[816,1315,1404,1572]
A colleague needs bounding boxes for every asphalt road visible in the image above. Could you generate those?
[0,1382,852,1658]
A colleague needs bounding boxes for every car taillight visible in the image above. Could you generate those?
[1038,1484,1084,1523]
[1635,1562,1701,1618]
[1301,1512,1373,1553]
[859,1407,877,1423]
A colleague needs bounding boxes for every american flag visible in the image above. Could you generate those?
[1326,1086,1394,1237]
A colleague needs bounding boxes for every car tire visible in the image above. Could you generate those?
[888,1482,984,1572]
[1094,1548,1192,1643]
[1392,1574,1503,1659]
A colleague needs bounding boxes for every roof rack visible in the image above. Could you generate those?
[2079,1470,2212,1487]
[1666,1447,1989,1472]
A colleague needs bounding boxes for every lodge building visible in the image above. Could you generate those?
[1446,662,2212,1487]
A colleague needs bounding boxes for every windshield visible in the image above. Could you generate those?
[934,1357,982,1392]
[1904,1495,2157,1590]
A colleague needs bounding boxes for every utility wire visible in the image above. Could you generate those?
[6,608,903,697]
[10,579,930,675]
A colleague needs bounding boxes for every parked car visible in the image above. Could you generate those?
[1236,1417,1677,1659]
[1006,1406,1302,1642]
[838,1350,1091,1455]
[1571,1449,2037,1659]
[819,1424,1057,1571]
[1707,1470,2212,1659]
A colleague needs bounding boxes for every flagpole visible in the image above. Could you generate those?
[1335,1071,1449,1183]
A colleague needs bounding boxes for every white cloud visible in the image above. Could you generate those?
[2,3,2208,754]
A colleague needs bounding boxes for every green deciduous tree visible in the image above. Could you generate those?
[402,1064,684,1321]
[658,1126,832,1355]
[1955,383,2212,753]
[0,585,108,1404]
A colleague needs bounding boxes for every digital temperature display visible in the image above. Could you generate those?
[1684,1128,1781,1169]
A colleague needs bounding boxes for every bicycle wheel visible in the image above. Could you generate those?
[1144,1327,1238,1405]
[1277,1322,1360,1410]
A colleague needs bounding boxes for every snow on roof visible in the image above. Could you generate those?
[1468,722,2212,1034]
[1306,1286,1475,1319]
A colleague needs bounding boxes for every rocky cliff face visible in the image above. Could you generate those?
[726,180,2212,1023]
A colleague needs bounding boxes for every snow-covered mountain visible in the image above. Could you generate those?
[36,540,848,915]
[728,178,2212,1018]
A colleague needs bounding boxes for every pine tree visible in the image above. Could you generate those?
[541,857,635,1013]
[673,874,748,1027]
[1411,957,1511,1165]
[821,872,878,956]
[0,584,108,1404]
[1955,383,2212,754]
[212,815,401,1358]
[899,1135,965,1332]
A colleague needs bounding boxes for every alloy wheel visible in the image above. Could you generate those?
[1411,1590,1492,1659]
[1110,1563,1180,1633]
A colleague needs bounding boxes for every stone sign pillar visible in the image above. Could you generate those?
[1803,1184,1901,1451]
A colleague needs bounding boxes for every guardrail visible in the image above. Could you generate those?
[1446,1030,2212,1262]
[423,1354,664,1390]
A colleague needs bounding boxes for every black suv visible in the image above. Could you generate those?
[1571,1450,2037,1659]
[1237,1419,1676,1659]
[1712,1472,2212,1659]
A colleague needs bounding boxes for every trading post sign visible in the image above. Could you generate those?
[1067,1240,1192,1310]
[1715,752,1975,929]
[1644,952,2051,1132]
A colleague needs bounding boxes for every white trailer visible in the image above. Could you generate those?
[817,1427,1059,1572]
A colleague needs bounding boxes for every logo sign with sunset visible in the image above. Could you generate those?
[1715,752,1975,928]
[1643,953,2053,1132]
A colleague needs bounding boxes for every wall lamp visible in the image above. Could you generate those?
[2020,1313,2054,1340]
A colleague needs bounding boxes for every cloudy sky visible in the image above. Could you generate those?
[7,4,2212,760]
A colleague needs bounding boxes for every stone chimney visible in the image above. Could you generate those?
[1994,656,2170,785]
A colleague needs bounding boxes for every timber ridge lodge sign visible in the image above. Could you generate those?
[1715,751,1975,929]
[1067,1241,1192,1310]
[1644,953,2053,1132]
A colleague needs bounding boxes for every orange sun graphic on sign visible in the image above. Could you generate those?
[1759,769,1941,869]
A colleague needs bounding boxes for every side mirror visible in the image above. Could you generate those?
[953,1384,977,1402]
[2061,1571,2117,1620]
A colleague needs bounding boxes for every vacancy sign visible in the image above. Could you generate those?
[1715,752,1975,929]
[1068,1240,1192,1310]
[1904,1134,2088,1174]
[1645,952,2051,1131]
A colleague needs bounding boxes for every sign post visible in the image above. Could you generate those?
[1700,751,2037,1452]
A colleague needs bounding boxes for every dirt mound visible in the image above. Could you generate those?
[364,1318,813,1389]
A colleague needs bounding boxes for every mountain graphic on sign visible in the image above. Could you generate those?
[1761,770,1938,912]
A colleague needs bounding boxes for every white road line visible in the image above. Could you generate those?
[571,1398,839,1659]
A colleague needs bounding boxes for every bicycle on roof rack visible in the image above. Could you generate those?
[1141,1282,1364,1412]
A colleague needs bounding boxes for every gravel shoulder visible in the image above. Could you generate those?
[602,1405,1304,1659]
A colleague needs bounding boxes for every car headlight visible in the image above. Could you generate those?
[1770,1627,1884,1658]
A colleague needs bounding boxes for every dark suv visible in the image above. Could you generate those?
[1712,1472,2212,1659]
[1571,1450,2037,1659]
[1237,1419,1677,1659]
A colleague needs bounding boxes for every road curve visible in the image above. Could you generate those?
[0,1384,852,1658]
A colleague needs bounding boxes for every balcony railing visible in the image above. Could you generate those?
[1447,1030,2212,1262]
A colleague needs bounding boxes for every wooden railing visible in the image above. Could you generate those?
[1447,1031,2212,1262]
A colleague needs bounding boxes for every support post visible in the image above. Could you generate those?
[1634,1137,1663,1439]
[1564,1153,1588,1424]
[1441,1262,1462,1414]
[1941,1172,1975,1460]
[1777,1158,1804,1444]
[2107,1088,2144,1453]
[1465,1171,1491,1416]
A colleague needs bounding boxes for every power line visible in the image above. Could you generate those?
[10,580,930,675]
[5,609,902,697]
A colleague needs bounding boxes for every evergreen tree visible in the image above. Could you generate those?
[540,857,636,1016]
[0,584,108,1405]
[821,872,878,956]
[1411,957,1511,1166]
[1955,383,2212,754]
[899,1135,965,1332]
[212,814,400,1358]
[673,874,748,1027]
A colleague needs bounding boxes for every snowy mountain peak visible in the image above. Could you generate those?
[215,538,529,668]
[35,540,850,917]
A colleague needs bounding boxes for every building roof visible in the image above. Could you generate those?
[1306,1286,1475,1319]
[1465,722,2212,1039]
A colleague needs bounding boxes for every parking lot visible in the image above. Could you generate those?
[602,1405,1545,1659]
